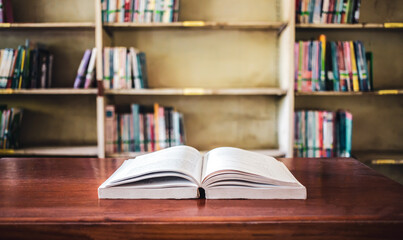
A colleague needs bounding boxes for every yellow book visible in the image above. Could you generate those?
[18,49,26,89]
[154,103,160,151]
[350,42,359,92]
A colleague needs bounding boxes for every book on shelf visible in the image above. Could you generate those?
[0,105,23,150]
[74,48,97,89]
[98,145,307,199]
[103,47,148,89]
[294,110,352,158]
[105,103,185,155]
[0,40,53,89]
[0,0,13,23]
[295,34,371,92]
[296,0,361,24]
[102,0,180,23]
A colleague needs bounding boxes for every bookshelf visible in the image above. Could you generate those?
[96,0,295,158]
[295,0,403,160]
[2,0,401,160]
[0,0,98,157]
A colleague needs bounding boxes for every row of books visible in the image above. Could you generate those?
[0,106,23,150]
[296,0,361,24]
[295,35,372,92]
[74,49,97,89]
[0,40,53,89]
[294,110,352,158]
[102,0,180,23]
[105,103,185,154]
[103,47,148,89]
[0,0,13,23]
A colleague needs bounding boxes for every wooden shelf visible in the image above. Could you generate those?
[104,88,287,96]
[108,148,286,158]
[296,23,403,29]
[295,90,403,96]
[103,21,288,31]
[0,22,95,29]
[0,146,98,157]
[0,88,98,95]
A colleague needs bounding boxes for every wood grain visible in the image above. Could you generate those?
[0,157,402,239]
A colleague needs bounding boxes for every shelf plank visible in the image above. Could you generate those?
[296,23,403,29]
[108,148,286,158]
[295,90,403,96]
[105,88,287,96]
[0,146,98,157]
[0,22,95,29]
[103,21,287,30]
[0,88,98,95]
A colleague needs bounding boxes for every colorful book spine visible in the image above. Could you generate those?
[103,0,179,23]
[296,0,360,24]
[102,47,148,89]
[294,109,352,158]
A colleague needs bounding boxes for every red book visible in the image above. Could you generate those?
[337,42,348,91]
[124,0,131,22]
[4,0,14,23]
[328,0,335,23]
[318,111,323,158]
[343,41,353,91]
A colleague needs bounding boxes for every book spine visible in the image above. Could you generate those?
[294,42,299,91]
[129,113,134,152]
[158,106,166,149]
[126,47,133,89]
[139,112,145,152]
[0,0,3,23]
[153,103,160,150]
[345,111,353,157]
[4,0,13,23]
[297,41,303,92]
[343,41,352,91]
[138,52,148,88]
[74,49,92,89]
[319,34,326,91]
[149,113,155,151]
[105,105,116,154]
[312,0,322,23]
[353,0,360,23]
[108,0,117,22]
[124,0,131,22]
[113,48,120,89]
[349,41,359,92]
[173,0,179,22]
[336,42,347,91]
[131,104,141,152]
[84,48,97,89]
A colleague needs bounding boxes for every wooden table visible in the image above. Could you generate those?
[0,157,402,239]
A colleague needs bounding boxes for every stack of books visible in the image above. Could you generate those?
[103,47,148,89]
[102,0,180,23]
[0,0,13,23]
[0,106,23,150]
[0,40,53,89]
[74,48,97,89]
[105,103,185,154]
[294,110,352,158]
[295,35,372,92]
[296,0,361,24]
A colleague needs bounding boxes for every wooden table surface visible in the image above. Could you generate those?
[0,157,402,239]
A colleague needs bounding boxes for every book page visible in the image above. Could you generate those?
[202,147,298,184]
[109,146,203,185]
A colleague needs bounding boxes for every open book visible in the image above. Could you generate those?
[98,146,307,199]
